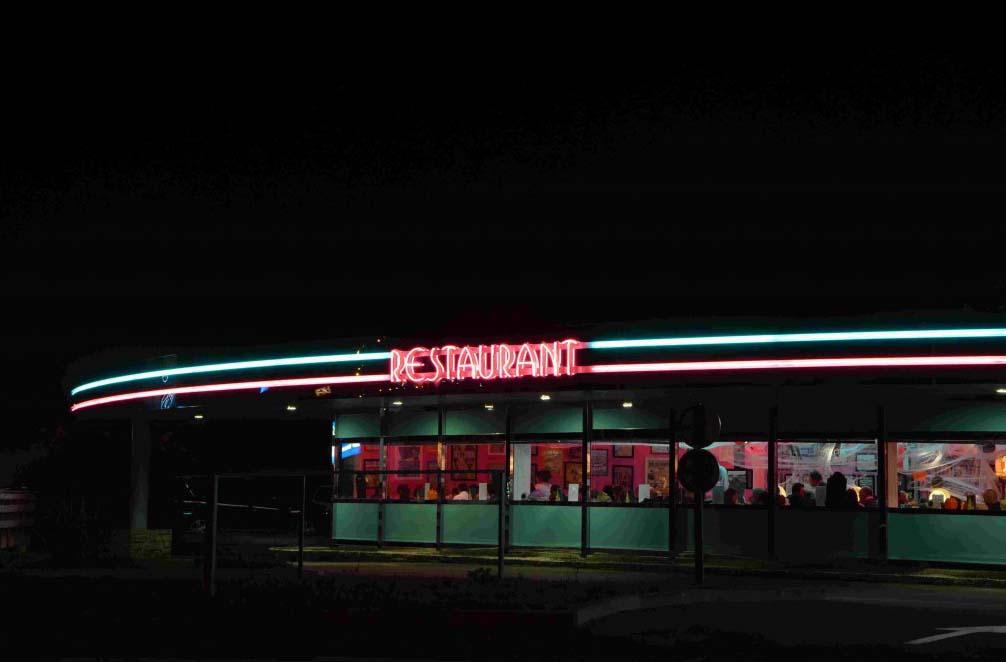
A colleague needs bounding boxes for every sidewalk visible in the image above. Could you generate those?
[270,543,1006,588]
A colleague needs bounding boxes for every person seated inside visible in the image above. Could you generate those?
[943,495,961,510]
[612,484,628,503]
[425,485,439,501]
[549,484,564,502]
[845,488,862,508]
[486,484,497,502]
[825,472,848,508]
[898,490,910,508]
[598,485,613,503]
[452,483,471,500]
[808,470,824,490]
[750,488,769,506]
[789,483,806,507]
[984,489,1001,511]
[528,470,552,501]
[723,487,739,505]
[859,487,876,508]
[396,484,412,502]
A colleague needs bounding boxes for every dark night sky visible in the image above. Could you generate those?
[2,53,1005,444]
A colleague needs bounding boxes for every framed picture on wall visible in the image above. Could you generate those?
[396,445,421,472]
[542,448,563,478]
[651,444,669,454]
[488,443,505,456]
[567,446,582,461]
[450,444,478,481]
[613,444,634,458]
[589,449,609,477]
[645,458,670,495]
[612,465,633,491]
[564,462,583,488]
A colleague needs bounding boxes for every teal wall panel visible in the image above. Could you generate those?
[333,502,378,541]
[384,504,437,543]
[335,414,380,439]
[510,505,581,547]
[513,407,582,434]
[890,513,1006,564]
[443,504,500,545]
[775,509,874,560]
[593,407,665,431]
[387,410,439,437]
[589,507,668,551]
[445,409,505,435]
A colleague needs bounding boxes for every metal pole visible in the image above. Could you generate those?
[503,407,512,553]
[299,474,306,580]
[767,405,778,560]
[497,469,505,579]
[209,474,219,598]
[694,488,703,584]
[877,405,888,562]
[668,407,677,563]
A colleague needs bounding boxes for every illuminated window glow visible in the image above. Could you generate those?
[70,374,389,412]
[587,328,1006,350]
[71,351,392,396]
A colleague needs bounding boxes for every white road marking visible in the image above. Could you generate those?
[906,625,1006,645]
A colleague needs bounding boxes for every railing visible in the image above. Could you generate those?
[179,469,506,597]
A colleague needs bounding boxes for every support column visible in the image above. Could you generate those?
[668,407,677,560]
[877,405,891,562]
[130,417,152,530]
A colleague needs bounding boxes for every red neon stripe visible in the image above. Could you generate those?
[70,374,390,412]
[581,355,1006,374]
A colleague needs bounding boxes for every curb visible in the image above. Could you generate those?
[296,552,1006,590]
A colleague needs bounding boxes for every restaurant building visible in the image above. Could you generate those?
[65,317,1006,565]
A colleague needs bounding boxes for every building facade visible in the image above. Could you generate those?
[66,320,1006,565]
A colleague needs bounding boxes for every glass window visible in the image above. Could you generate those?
[674,441,769,505]
[443,440,505,502]
[335,441,381,500]
[384,441,439,502]
[776,440,877,509]
[590,441,671,504]
[896,441,1006,511]
[510,441,581,503]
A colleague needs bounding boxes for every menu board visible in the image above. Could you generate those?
[856,454,877,472]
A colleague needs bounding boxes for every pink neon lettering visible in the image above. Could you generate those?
[515,343,540,377]
[389,340,579,384]
[477,345,497,379]
[390,350,407,382]
[404,347,429,382]
[429,347,445,383]
[456,346,478,380]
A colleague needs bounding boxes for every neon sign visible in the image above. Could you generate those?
[390,340,579,384]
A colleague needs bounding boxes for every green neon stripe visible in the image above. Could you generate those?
[70,351,392,396]
[586,328,1006,350]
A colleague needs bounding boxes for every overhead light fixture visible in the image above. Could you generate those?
[997,388,1006,395]
[622,401,633,408]
[540,394,551,401]
[286,404,297,412]
[392,400,403,406]
[193,414,204,420]
[484,403,494,411]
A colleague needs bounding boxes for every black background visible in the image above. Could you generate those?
[3,51,1005,448]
